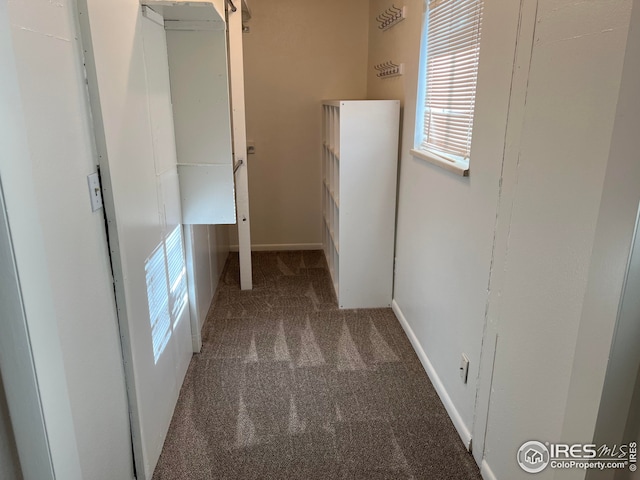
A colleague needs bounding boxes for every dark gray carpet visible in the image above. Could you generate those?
[152,251,481,480]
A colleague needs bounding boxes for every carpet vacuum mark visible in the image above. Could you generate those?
[152,251,481,480]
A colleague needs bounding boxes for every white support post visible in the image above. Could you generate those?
[227,2,252,290]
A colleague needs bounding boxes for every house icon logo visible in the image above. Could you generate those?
[517,441,550,473]
[526,449,543,464]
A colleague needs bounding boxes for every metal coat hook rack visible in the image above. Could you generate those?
[374,61,404,78]
[376,5,406,31]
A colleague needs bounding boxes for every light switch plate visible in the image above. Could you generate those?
[87,172,103,212]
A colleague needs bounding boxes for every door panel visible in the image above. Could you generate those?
[177,164,235,224]
[167,28,236,224]
[137,13,193,476]
[77,4,193,477]
[167,28,233,166]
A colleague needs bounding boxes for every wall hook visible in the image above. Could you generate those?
[375,60,404,78]
[375,4,406,31]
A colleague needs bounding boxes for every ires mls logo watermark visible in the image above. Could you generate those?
[517,440,637,473]
[517,441,550,473]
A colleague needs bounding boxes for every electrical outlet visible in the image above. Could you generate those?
[460,354,469,384]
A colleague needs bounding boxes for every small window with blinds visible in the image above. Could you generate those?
[412,0,483,176]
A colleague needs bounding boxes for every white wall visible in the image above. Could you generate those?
[387,0,524,445]
[0,0,134,478]
[0,131,56,480]
[618,363,640,480]
[612,362,640,480]
[186,224,229,349]
[577,4,640,479]
[209,224,231,292]
[0,376,22,480]
[235,0,370,250]
[478,1,633,479]
[379,0,638,478]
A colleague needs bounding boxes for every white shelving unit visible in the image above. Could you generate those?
[321,100,400,309]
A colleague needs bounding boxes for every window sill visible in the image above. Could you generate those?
[410,148,469,177]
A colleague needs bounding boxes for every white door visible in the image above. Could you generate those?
[137,12,194,477]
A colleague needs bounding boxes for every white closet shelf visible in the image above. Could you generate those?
[140,0,225,24]
[321,100,399,309]
[323,216,339,254]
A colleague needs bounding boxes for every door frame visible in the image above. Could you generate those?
[0,176,55,480]
[227,0,253,290]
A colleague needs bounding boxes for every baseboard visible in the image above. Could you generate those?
[191,334,202,353]
[480,459,497,480]
[391,299,473,450]
[229,243,323,252]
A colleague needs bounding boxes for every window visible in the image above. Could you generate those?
[412,0,483,176]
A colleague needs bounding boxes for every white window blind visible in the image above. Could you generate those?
[420,0,483,162]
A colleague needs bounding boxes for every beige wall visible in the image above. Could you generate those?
[235,0,370,249]
[366,0,422,103]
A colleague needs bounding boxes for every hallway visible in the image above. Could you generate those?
[152,251,481,479]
